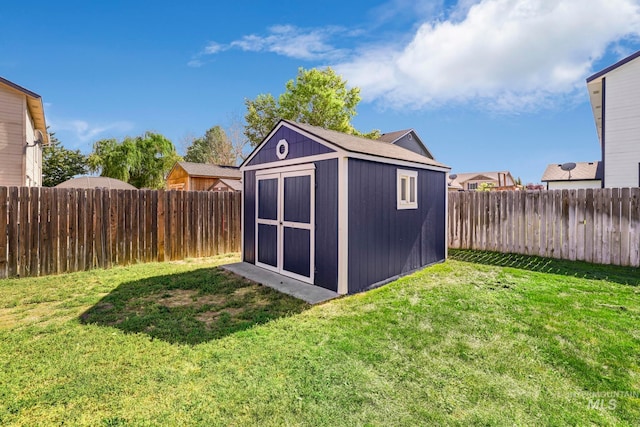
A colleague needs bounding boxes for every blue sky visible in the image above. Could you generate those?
[2,0,640,184]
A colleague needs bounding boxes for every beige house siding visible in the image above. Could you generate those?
[547,180,601,190]
[464,179,494,190]
[0,86,25,186]
[603,57,640,188]
[24,108,42,186]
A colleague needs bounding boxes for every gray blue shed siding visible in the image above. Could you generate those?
[313,159,339,291]
[347,158,446,293]
[243,160,339,292]
[243,170,256,264]
[246,126,334,167]
[242,120,448,295]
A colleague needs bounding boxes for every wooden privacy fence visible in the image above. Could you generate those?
[448,188,640,267]
[0,187,241,279]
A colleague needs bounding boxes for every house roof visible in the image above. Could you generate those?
[280,120,448,169]
[209,178,243,191]
[377,128,434,159]
[0,76,49,144]
[175,162,242,178]
[450,171,514,186]
[586,49,640,83]
[541,161,603,182]
[377,129,411,143]
[586,49,640,143]
[55,176,137,190]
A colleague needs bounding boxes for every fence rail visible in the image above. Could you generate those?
[448,188,640,267]
[0,187,241,279]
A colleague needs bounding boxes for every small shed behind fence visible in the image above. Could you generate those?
[166,162,241,191]
[240,120,450,295]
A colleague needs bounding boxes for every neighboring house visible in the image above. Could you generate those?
[377,129,435,159]
[540,161,603,190]
[208,178,242,192]
[166,161,241,191]
[587,49,640,188]
[55,176,137,190]
[240,119,449,295]
[448,171,517,191]
[0,76,49,187]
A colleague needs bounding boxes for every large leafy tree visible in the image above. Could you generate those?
[42,132,88,187]
[88,132,180,189]
[244,67,379,146]
[184,125,236,166]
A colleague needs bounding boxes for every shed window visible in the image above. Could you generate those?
[397,169,418,209]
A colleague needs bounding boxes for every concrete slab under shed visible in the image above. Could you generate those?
[221,262,340,305]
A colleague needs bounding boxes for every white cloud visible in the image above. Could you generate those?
[189,25,349,65]
[50,119,134,142]
[187,59,204,68]
[334,0,640,111]
[230,25,340,60]
[204,42,225,54]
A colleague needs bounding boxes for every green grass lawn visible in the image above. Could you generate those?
[1,250,639,426]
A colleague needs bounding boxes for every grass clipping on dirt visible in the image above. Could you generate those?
[1,250,639,425]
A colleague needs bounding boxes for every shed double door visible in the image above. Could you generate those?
[255,167,315,283]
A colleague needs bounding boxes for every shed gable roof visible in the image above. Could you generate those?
[175,161,241,178]
[209,178,243,191]
[541,161,603,182]
[0,76,49,144]
[281,120,447,168]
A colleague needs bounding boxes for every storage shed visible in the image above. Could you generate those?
[240,120,450,295]
[166,162,241,191]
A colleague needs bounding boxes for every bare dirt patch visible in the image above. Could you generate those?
[196,307,244,327]
[232,285,261,298]
[93,302,114,312]
[145,290,227,308]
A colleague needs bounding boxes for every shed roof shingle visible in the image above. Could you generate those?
[283,120,448,169]
[210,178,243,191]
[177,162,241,178]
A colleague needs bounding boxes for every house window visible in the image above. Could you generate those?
[397,169,418,210]
[467,182,478,190]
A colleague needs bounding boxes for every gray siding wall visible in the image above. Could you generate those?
[348,158,446,293]
[246,126,334,167]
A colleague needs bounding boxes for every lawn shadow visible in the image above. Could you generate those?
[450,249,640,286]
[79,267,310,345]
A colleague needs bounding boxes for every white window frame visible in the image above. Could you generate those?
[397,169,418,210]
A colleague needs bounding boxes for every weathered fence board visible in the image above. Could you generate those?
[449,189,640,268]
[0,187,241,279]
[0,187,7,278]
